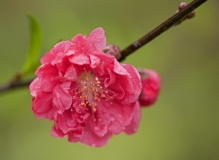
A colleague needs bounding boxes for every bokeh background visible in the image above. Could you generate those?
[0,0,218,160]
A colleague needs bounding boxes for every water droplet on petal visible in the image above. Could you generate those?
[100,133,104,137]
[91,143,96,147]
[94,126,99,131]
[110,117,115,121]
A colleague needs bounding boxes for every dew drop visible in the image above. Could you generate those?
[94,126,99,131]
[91,143,96,147]
[110,117,115,121]
[118,114,122,118]
[99,133,104,137]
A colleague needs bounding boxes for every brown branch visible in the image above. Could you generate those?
[0,0,207,94]
[118,0,207,61]
[0,79,33,94]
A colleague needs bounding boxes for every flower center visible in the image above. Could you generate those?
[73,70,115,114]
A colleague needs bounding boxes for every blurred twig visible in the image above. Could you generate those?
[118,0,207,61]
[0,79,33,93]
[0,0,207,94]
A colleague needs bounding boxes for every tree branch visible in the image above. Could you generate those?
[0,79,33,93]
[0,0,207,94]
[118,0,207,61]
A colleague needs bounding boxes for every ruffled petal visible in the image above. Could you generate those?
[52,82,72,114]
[113,59,129,76]
[69,125,112,147]
[30,78,40,96]
[51,125,66,138]
[87,27,106,52]
[107,102,135,134]
[32,92,55,120]
[57,111,77,134]
[69,54,90,65]
[124,102,141,134]
[90,54,100,69]
[64,64,78,81]
[41,41,72,65]
[121,64,142,103]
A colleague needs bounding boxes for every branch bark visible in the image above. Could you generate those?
[119,0,207,61]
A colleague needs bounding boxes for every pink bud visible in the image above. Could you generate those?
[103,43,121,60]
[178,2,187,10]
[175,2,196,26]
[138,69,161,107]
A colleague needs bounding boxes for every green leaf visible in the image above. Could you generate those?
[22,15,42,76]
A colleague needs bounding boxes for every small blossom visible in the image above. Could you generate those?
[30,28,142,147]
[138,69,161,107]
[103,43,121,60]
[175,2,196,26]
[178,2,196,19]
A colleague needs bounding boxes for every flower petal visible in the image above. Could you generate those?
[90,54,100,69]
[41,41,72,65]
[124,102,141,134]
[52,82,72,114]
[104,69,116,87]
[32,92,55,120]
[113,59,129,76]
[51,125,66,138]
[69,125,112,147]
[69,54,90,65]
[121,64,142,103]
[57,111,77,134]
[107,102,135,134]
[88,27,106,52]
[64,64,78,81]
[30,78,40,96]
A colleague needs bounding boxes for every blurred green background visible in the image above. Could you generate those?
[0,0,218,160]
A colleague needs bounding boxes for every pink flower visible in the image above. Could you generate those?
[30,28,142,147]
[138,69,161,107]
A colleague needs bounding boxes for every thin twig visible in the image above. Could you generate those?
[0,0,207,93]
[118,0,207,61]
[0,79,33,94]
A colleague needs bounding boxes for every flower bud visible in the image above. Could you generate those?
[175,2,196,26]
[103,43,121,60]
[138,69,161,107]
